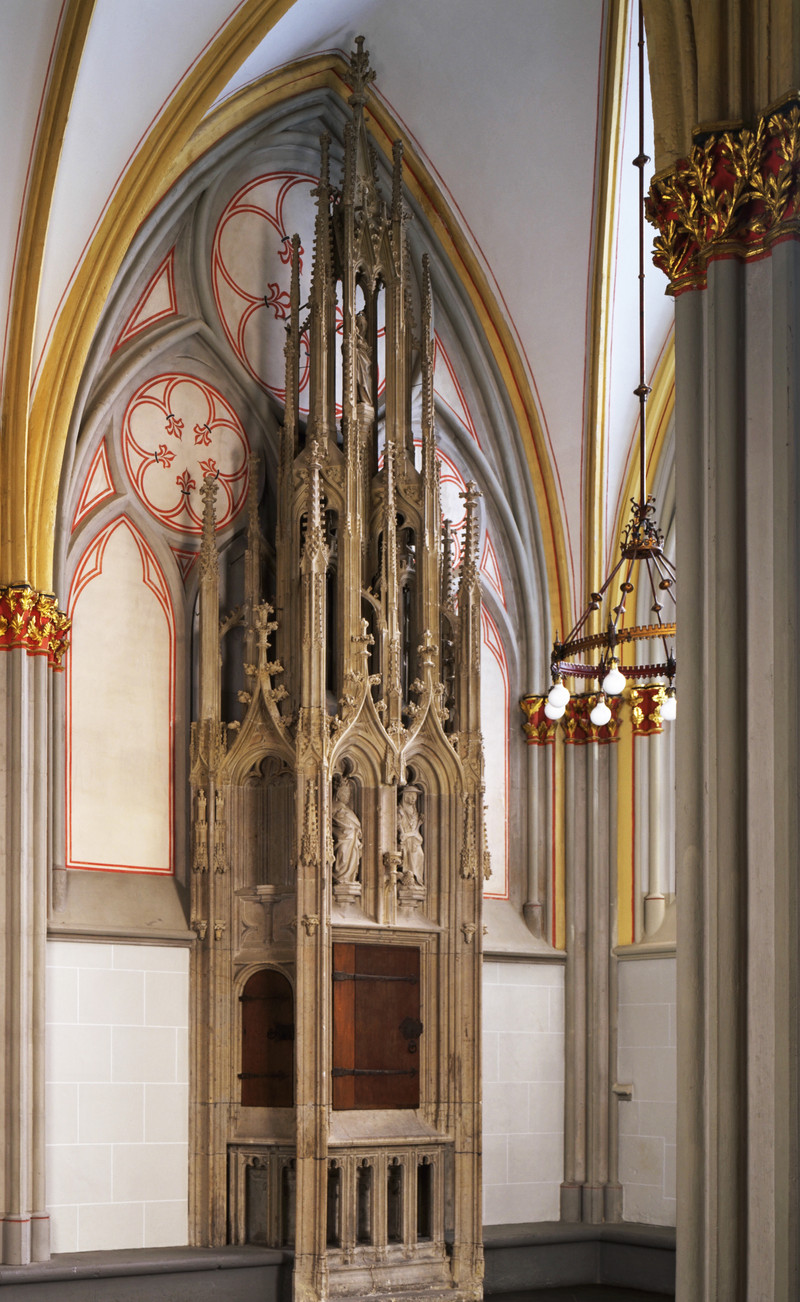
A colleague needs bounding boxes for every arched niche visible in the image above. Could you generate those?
[66,515,174,873]
[239,967,294,1108]
[236,755,294,890]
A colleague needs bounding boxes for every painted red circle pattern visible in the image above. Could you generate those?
[122,374,250,534]
[212,171,384,417]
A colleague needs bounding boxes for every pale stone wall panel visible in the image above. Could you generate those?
[482,961,565,1225]
[45,941,189,1253]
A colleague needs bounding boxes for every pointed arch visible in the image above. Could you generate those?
[66,514,175,873]
[25,43,569,652]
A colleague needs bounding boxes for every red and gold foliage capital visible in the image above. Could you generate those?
[520,693,622,745]
[647,94,800,295]
[629,684,665,736]
[0,586,71,670]
[519,695,557,746]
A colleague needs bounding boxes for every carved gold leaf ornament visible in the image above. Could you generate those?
[519,694,557,745]
[647,94,800,294]
[0,585,71,669]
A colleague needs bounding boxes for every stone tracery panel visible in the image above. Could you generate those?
[211,170,385,416]
[212,172,315,403]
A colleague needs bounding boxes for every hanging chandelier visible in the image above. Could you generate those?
[544,0,676,729]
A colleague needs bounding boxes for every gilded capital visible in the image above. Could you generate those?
[519,694,556,746]
[562,694,622,746]
[0,585,71,669]
[646,93,800,294]
[629,684,665,736]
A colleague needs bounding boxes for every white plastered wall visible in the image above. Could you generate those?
[45,941,189,1252]
[617,955,676,1225]
[482,961,565,1223]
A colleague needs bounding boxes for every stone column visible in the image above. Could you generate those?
[519,695,557,942]
[560,696,622,1223]
[0,587,70,1264]
[648,93,800,1298]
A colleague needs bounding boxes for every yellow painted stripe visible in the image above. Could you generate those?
[1,0,96,584]
[584,0,630,614]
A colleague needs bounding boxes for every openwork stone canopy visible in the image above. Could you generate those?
[188,37,485,1302]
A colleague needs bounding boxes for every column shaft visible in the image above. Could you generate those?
[675,247,800,1299]
[1,650,50,1264]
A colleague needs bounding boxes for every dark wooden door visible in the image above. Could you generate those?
[240,968,294,1107]
[332,943,421,1109]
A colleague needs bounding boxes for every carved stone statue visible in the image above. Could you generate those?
[397,785,424,885]
[355,311,372,405]
[332,778,362,883]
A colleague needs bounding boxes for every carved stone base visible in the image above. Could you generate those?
[523,900,544,939]
[332,881,362,907]
[397,880,425,912]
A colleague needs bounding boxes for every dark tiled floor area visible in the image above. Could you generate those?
[491,1289,673,1301]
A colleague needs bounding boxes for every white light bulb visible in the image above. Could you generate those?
[661,692,677,721]
[590,697,612,727]
[544,701,565,721]
[602,661,626,696]
[548,680,570,709]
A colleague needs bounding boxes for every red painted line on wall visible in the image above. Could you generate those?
[551,742,557,947]
[631,730,637,943]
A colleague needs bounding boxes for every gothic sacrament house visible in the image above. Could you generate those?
[188,43,485,1301]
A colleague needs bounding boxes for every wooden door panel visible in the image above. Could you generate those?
[332,943,420,1109]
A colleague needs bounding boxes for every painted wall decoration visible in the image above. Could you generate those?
[113,249,178,352]
[480,533,506,606]
[71,439,116,531]
[170,546,199,584]
[433,333,481,446]
[436,448,468,569]
[121,373,250,534]
[66,517,174,874]
[212,171,384,416]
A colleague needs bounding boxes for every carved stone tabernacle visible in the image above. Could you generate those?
[189,36,484,1302]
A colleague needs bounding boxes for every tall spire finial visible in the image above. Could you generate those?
[347,35,375,109]
[460,482,482,584]
[391,140,404,220]
[442,520,455,610]
[421,254,434,435]
[199,475,218,577]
